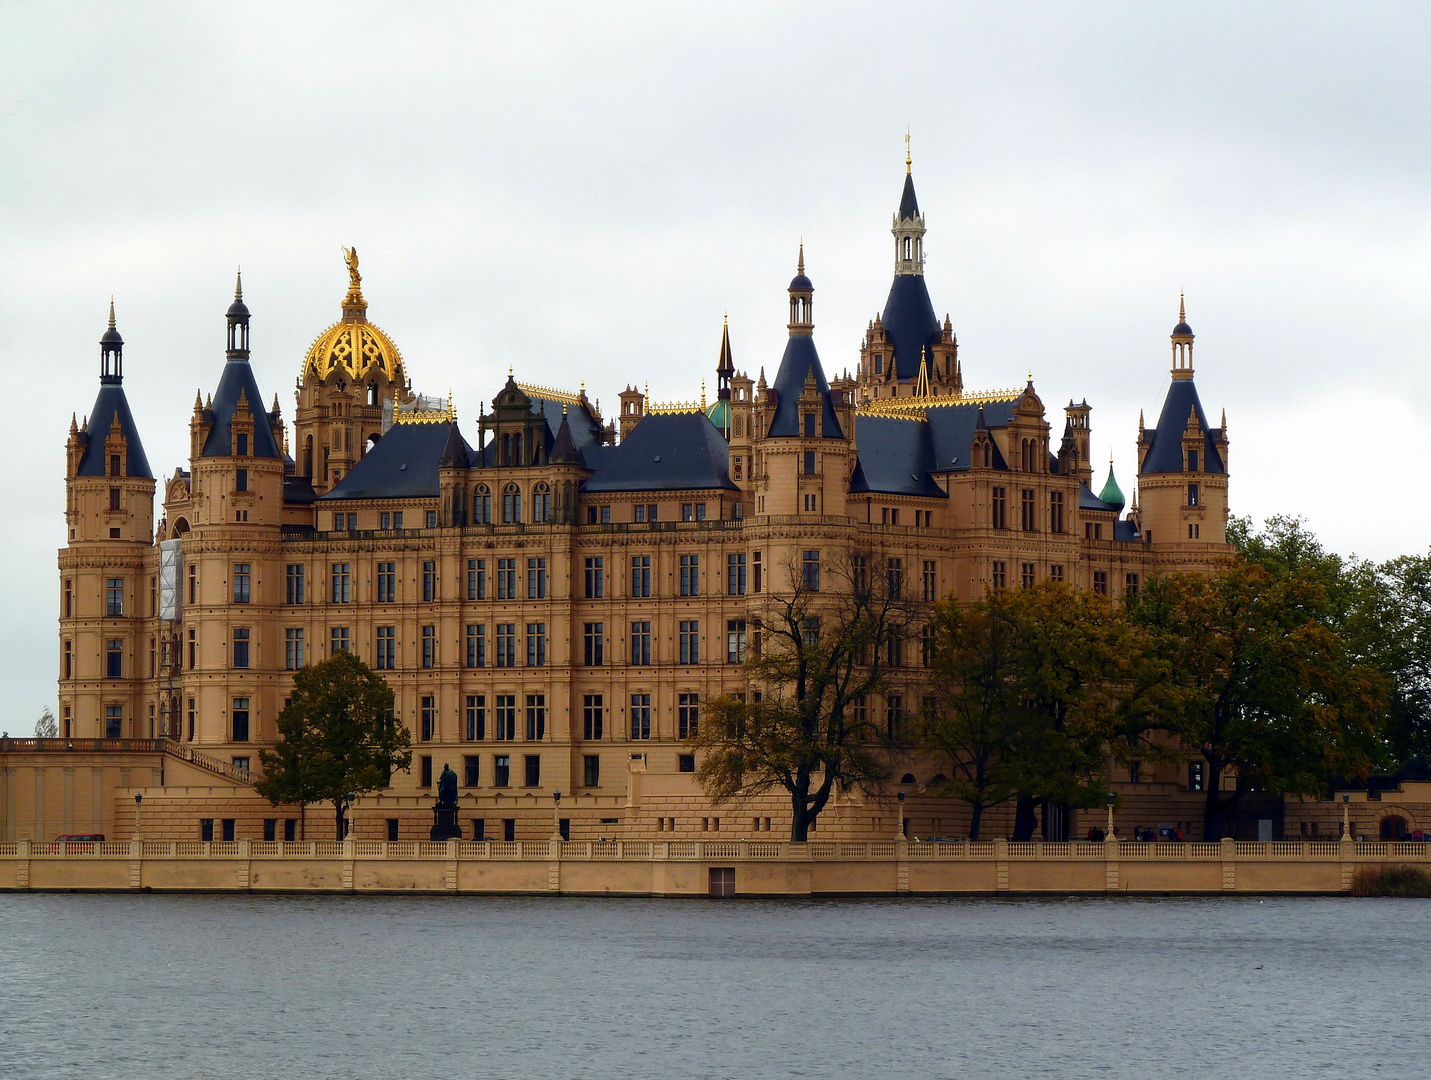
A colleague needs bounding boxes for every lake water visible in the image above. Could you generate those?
[1,894,1427,1079]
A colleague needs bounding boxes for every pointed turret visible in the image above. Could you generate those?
[877,150,941,383]
[202,281,281,459]
[768,249,842,438]
[76,302,152,478]
[550,406,580,465]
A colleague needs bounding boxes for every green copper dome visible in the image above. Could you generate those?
[706,398,730,435]
[1099,462,1125,510]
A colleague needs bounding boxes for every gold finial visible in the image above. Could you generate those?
[701,380,707,410]
[644,381,649,401]
[509,364,513,377]
[905,127,911,174]
[340,246,365,318]
[108,297,115,328]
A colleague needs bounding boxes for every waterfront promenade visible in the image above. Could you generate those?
[3,836,1426,895]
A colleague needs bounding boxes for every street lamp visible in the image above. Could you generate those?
[552,790,563,840]
[1106,791,1117,842]
[134,792,143,839]
[896,790,906,841]
[1341,792,1351,841]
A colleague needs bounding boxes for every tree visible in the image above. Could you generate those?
[1370,553,1431,768]
[35,707,57,738]
[1129,561,1385,839]
[256,651,412,839]
[686,550,921,841]
[925,582,1136,840]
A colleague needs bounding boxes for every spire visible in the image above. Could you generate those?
[100,299,124,383]
[787,245,814,334]
[235,268,243,302]
[1170,294,1194,379]
[797,242,805,275]
[226,268,251,361]
[107,298,116,329]
[915,347,930,397]
[716,314,734,400]
[905,127,912,175]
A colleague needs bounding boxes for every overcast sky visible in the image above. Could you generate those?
[3,2,1428,728]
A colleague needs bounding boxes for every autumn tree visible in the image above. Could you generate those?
[687,549,922,841]
[1129,559,1385,840]
[256,651,412,839]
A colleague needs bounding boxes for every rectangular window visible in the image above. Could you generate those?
[495,623,517,668]
[695,503,706,521]
[803,451,816,475]
[802,550,820,591]
[232,564,251,604]
[188,564,198,605]
[264,819,276,842]
[922,560,937,602]
[523,755,541,787]
[106,578,124,616]
[421,625,436,669]
[678,693,699,739]
[884,629,902,667]
[330,626,350,654]
[727,553,747,596]
[1050,564,1064,583]
[503,487,521,523]
[392,511,403,529]
[376,625,396,669]
[583,622,604,667]
[1189,762,1205,792]
[232,698,250,742]
[803,412,816,437]
[922,623,935,669]
[1125,573,1140,597]
[64,578,72,619]
[1020,562,1035,588]
[1049,491,1065,534]
[583,694,604,740]
[584,755,600,787]
[109,487,122,514]
[106,639,123,679]
[1188,450,1199,472]
[634,504,645,523]
[421,756,433,788]
[631,621,651,666]
[679,754,696,773]
[494,757,510,787]
[465,695,486,740]
[285,564,305,605]
[380,512,390,530]
[467,558,486,600]
[187,628,196,670]
[752,551,762,593]
[1021,489,1036,531]
[285,628,305,671]
[679,620,700,665]
[682,503,694,522]
[630,694,651,740]
[495,695,517,741]
[991,561,1007,589]
[631,555,651,598]
[473,489,491,523]
[584,557,604,599]
[235,468,248,493]
[232,628,250,669]
[1187,483,1200,507]
[103,704,122,738]
[497,558,517,600]
[236,433,248,456]
[465,756,480,788]
[886,557,903,598]
[426,510,438,529]
[526,695,546,740]
[526,623,547,667]
[679,554,700,596]
[377,562,396,603]
[991,487,1007,530]
[422,561,437,602]
[63,640,72,680]
[420,696,435,741]
[200,818,214,842]
[527,557,547,599]
[726,620,746,664]
[330,563,350,604]
[221,819,235,842]
[886,695,904,740]
[1093,570,1109,596]
[465,624,485,668]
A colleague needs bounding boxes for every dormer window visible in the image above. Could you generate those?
[236,433,248,456]
[874,355,883,375]
[1187,483,1199,507]
[803,413,815,438]
[1187,449,1198,472]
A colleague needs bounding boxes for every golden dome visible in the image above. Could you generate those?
[301,247,407,386]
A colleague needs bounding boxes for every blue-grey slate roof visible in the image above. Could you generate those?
[1079,484,1119,512]
[879,274,942,382]
[1142,378,1225,475]
[924,400,1017,471]
[766,335,843,439]
[848,415,947,498]
[1113,520,1141,543]
[200,359,282,459]
[320,421,472,501]
[77,383,153,478]
[898,172,921,219]
[583,412,737,493]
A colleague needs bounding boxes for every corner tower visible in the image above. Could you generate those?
[1136,297,1230,550]
[59,302,157,738]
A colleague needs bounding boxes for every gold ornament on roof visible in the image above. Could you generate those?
[302,248,407,387]
[859,385,1021,419]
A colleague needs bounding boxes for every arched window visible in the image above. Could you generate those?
[512,432,523,466]
[532,482,551,523]
[903,237,912,260]
[502,483,521,524]
[367,383,378,406]
[303,435,314,478]
[983,443,991,469]
[900,773,916,785]
[1381,815,1409,840]
[473,484,491,525]
[501,433,511,467]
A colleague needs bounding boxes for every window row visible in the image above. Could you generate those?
[988,488,1066,533]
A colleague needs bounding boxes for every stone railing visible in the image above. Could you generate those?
[158,739,253,784]
[0,738,166,753]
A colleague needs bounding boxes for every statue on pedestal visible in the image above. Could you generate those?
[431,762,462,841]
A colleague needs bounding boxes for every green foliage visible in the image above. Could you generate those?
[688,551,919,841]
[924,582,1132,839]
[256,651,412,839]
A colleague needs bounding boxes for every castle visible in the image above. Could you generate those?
[35,157,1240,844]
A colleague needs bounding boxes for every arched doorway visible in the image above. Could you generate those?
[1381,815,1409,840]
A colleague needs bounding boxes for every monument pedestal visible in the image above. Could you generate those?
[431,804,462,841]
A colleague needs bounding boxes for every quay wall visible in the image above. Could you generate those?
[2,838,1426,897]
